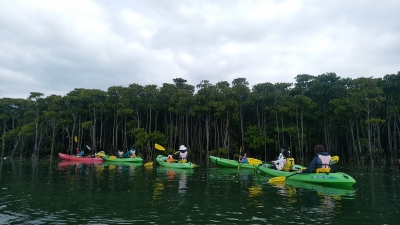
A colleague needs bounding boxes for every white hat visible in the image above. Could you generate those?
[179,145,187,151]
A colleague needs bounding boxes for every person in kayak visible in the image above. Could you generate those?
[176,145,188,161]
[128,147,136,157]
[270,145,290,168]
[297,145,331,173]
[239,152,248,164]
[121,147,135,158]
[166,145,188,162]
[270,150,290,170]
[117,150,124,158]
[76,148,84,157]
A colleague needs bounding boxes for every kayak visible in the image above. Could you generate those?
[209,156,261,169]
[256,163,356,187]
[58,153,103,162]
[102,155,143,163]
[156,155,195,169]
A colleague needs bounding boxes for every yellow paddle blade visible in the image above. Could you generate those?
[97,153,105,157]
[155,143,165,151]
[74,136,78,143]
[110,156,116,160]
[331,156,339,164]
[248,158,262,164]
[269,176,286,183]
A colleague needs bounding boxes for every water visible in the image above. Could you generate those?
[0,159,399,225]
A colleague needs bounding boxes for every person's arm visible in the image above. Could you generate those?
[275,157,284,164]
[301,156,318,173]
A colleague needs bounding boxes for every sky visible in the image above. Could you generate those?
[1,0,399,99]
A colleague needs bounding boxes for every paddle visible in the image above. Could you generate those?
[269,155,340,183]
[269,172,298,183]
[155,143,165,151]
[248,158,262,165]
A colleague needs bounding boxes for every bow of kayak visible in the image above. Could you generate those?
[209,156,261,169]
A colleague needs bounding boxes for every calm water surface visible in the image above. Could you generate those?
[0,158,399,225]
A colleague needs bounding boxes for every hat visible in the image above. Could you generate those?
[179,145,187,151]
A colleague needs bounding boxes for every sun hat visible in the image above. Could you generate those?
[179,145,187,151]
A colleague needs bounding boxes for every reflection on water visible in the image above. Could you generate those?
[1,159,399,224]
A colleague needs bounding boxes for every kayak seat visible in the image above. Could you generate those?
[316,168,331,173]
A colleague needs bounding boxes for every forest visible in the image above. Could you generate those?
[1,71,400,165]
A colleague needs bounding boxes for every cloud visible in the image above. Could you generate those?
[0,0,399,99]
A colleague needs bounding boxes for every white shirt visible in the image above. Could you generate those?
[273,151,290,164]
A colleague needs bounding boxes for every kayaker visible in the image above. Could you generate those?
[76,148,84,157]
[297,145,331,174]
[117,150,124,158]
[177,145,188,161]
[239,152,248,164]
[128,147,136,157]
[270,145,290,168]
[166,145,188,162]
[271,150,290,170]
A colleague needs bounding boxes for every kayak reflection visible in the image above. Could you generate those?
[57,160,102,169]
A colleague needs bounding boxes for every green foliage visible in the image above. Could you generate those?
[2,74,400,163]
[243,125,264,150]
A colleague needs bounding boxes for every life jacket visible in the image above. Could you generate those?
[166,155,175,163]
[317,155,331,168]
[240,155,248,164]
[282,158,295,171]
[179,151,188,160]
[315,154,331,173]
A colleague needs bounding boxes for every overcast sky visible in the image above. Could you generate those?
[1,0,399,99]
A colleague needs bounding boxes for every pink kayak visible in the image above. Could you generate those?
[58,153,103,162]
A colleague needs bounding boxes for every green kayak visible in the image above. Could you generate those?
[256,163,356,187]
[209,156,261,169]
[103,155,143,163]
[156,155,195,169]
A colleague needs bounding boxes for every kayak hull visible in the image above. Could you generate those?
[209,156,260,169]
[256,163,356,187]
[156,155,194,169]
[103,155,143,163]
[58,153,103,162]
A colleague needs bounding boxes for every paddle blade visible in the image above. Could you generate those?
[74,136,78,143]
[248,158,262,165]
[97,153,105,157]
[269,176,286,183]
[110,156,116,160]
[86,145,91,151]
[331,156,339,164]
[155,143,165,151]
